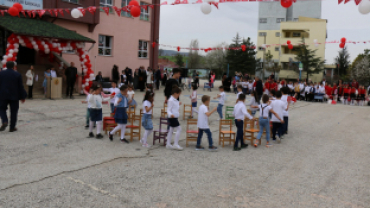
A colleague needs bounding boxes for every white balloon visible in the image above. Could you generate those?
[261,44,267,48]
[9,49,14,54]
[85,78,89,82]
[41,41,45,45]
[7,44,9,48]
[8,54,13,58]
[83,68,88,73]
[52,43,58,48]
[201,3,212,15]
[14,43,19,48]
[34,45,39,50]
[3,55,7,59]
[14,49,19,53]
[77,7,84,17]
[58,47,62,51]
[359,0,370,14]
[90,74,95,78]
[71,9,82,18]
[44,44,49,49]
[313,39,318,43]
[19,40,24,44]
[31,41,36,45]
[1,60,6,64]
[45,49,50,54]
[82,84,85,88]
[14,62,17,66]
[81,54,86,58]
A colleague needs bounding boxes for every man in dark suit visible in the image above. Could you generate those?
[125,67,132,85]
[255,77,263,103]
[64,62,77,99]
[0,62,27,132]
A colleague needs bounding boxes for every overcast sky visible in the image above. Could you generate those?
[159,0,370,63]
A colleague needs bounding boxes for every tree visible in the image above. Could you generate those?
[188,40,202,69]
[226,33,258,76]
[351,57,370,84]
[174,53,184,67]
[203,43,228,77]
[334,47,350,76]
[264,50,281,75]
[294,37,325,80]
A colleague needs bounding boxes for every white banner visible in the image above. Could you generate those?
[0,0,43,10]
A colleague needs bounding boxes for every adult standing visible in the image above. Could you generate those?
[0,62,27,132]
[95,71,103,82]
[162,69,168,86]
[125,67,133,85]
[50,67,57,78]
[155,66,161,90]
[255,77,263,103]
[111,65,120,84]
[43,68,51,98]
[195,71,199,87]
[25,65,35,99]
[146,67,153,89]
[65,62,78,99]
[133,68,139,90]
[138,66,147,92]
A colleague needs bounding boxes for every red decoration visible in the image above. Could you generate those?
[53,9,59,17]
[149,5,154,9]
[13,3,23,11]
[130,6,141,17]
[113,6,122,16]
[280,0,292,8]
[181,0,189,4]
[37,10,46,17]
[21,11,26,17]
[288,44,293,49]
[26,10,32,17]
[47,9,53,16]
[152,42,156,48]
[287,40,291,44]
[341,37,346,43]
[241,45,246,52]
[102,7,110,16]
[129,0,140,6]
[354,0,362,5]
[195,0,203,3]
[344,0,350,3]
[339,43,345,48]
[161,1,168,5]
[211,2,219,8]
[338,0,344,4]
[141,5,148,11]
[177,47,180,52]
[65,9,70,14]
[8,7,19,17]
[78,8,86,16]
[88,7,96,15]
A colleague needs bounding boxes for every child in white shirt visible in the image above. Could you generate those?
[166,87,183,151]
[213,86,225,120]
[103,81,120,113]
[88,83,112,139]
[195,95,218,151]
[127,85,137,108]
[109,85,130,143]
[190,84,198,118]
[269,91,289,143]
[141,91,155,148]
[85,88,93,128]
[254,94,283,148]
[236,85,243,102]
[233,94,254,151]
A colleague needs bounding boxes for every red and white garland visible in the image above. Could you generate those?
[2,34,94,91]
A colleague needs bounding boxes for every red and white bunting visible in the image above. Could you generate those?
[344,0,350,4]
[64,8,70,14]
[181,0,189,4]
[194,0,203,4]
[53,9,59,16]
[161,1,168,5]
[113,6,121,16]
[102,7,110,16]
[211,2,219,8]
[338,0,344,4]
[21,10,26,17]
[78,8,86,16]
[141,5,148,11]
[37,10,46,17]
[149,5,154,9]
[122,6,129,12]
[58,9,64,16]
[354,0,362,5]
[1,10,5,16]
[47,9,53,16]
[87,6,96,15]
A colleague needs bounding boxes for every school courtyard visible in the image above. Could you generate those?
[0,80,369,208]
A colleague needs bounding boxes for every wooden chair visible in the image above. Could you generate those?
[219,119,236,147]
[126,114,141,142]
[183,104,192,120]
[127,106,136,119]
[153,117,169,145]
[225,106,234,123]
[104,119,117,135]
[186,119,199,147]
[244,118,260,145]
[161,104,168,118]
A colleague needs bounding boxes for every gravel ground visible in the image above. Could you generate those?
[0,80,369,208]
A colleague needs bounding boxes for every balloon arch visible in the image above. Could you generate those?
[1,34,94,90]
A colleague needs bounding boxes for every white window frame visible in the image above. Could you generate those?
[63,0,78,3]
[276,18,285,23]
[275,47,279,51]
[99,35,113,56]
[293,18,299,22]
[121,0,132,17]
[275,32,280,37]
[100,0,113,7]
[138,40,148,58]
[140,2,150,21]
[259,32,266,37]
[259,18,267,23]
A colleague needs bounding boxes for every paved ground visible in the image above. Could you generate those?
[0,80,369,208]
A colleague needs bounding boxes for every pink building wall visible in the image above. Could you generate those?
[53,0,152,79]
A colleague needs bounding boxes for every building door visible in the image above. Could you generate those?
[17,45,35,65]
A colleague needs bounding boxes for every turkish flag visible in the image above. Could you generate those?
[113,6,121,16]
[149,5,154,9]
[53,9,58,17]
[37,10,46,17]
[354,0,361,5]
[21,11,26,17]
[58,9,64,16]
[102,7,110,16]
[26,10,32,17]
[65,8,71,14]
[338,0,344,3]
[47,9,53,16]
[181,0,188,4]
[78,8,86,16]
[344,0,350,3]
[88,6,96,15]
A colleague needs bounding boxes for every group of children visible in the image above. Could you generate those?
[83,76,292,151]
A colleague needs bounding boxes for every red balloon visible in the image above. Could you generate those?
[341,37,346,43]
[13,3,23,11]
[177,46,180,52]
[26,43,33,48]
[339,43,345,48]
[281,0,292,8]
[8,7,19,17]
[152,42,156,48]
[130,6,141,17]
[287,40,291,44]
[241,45,246,52]
[129,0,139,6]
[288,44,293,50]
[7,58,12,61]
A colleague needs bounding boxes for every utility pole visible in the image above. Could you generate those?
[262,34,266,80]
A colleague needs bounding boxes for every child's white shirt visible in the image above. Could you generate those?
[191,90,197,103]
[167,96,180,118]
[88,94,110,109]
[143,100,152,114]
[103,87,120,104]
[270,99,287,122]
[127,90,135,101]
[197,104,209,129]
[219,92,226,105]
[86,94,91,108]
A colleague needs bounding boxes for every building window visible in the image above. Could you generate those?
[140,2,150,21]
[138,40,148,58]
[63,0,78,3]
[98,35,112,56]
[121,0,132,17]
[275,32,280,37]
[259,32,267,37]
[258,47,265,51]
[276,18,285,23]
[100,0,113,13]
[275,47,279,51]
[293,18,299,22]
[259,18,267,23]
[292,32,301,37]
